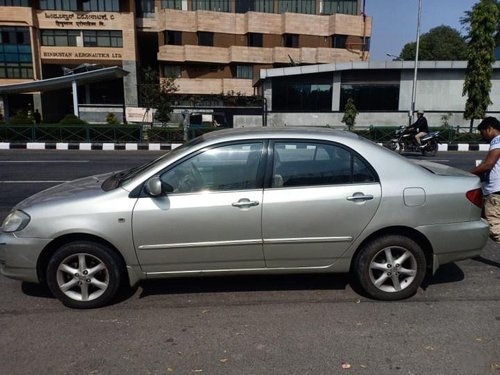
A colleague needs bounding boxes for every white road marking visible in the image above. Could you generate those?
[0,160,89,163]
[0,181,68,183]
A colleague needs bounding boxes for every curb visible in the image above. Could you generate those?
[0,142,490,151]
[0,142,183,151]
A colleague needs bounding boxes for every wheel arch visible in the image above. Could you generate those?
[350,226,434,273]
[37,233,128,284]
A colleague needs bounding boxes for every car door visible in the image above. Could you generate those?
[132,141,266,273]
[262,140,381,268]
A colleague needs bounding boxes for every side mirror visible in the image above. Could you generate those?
[144,177,174,197]
[144,177,164,197]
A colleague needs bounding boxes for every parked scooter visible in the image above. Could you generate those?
[384,125,440,156]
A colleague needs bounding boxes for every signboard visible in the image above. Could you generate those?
[126,107,154,123]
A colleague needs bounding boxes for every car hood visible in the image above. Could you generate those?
[411,160,475,177]
[15,172,115,210]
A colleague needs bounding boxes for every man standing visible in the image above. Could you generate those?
[471,116,500,242]
[33,109,41,124]
[409,109,429,146]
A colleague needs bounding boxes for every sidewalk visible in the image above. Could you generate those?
[0,142,183,151]
[0,141,490,151]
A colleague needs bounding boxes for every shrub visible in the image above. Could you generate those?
[7,110,32,125]
[58,114,88,125]
[106,112,120,125]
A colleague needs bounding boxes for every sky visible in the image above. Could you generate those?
[365,0,478,61]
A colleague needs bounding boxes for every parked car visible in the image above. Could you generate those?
[0,127,489,308]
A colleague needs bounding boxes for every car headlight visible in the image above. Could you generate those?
[1,210,31,233]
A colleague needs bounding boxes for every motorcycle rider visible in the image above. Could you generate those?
[409,109,429,147]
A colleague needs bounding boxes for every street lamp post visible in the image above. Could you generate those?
[386,53,403,61]
[409,0,423,125]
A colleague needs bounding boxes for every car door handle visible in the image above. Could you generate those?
[232,199,260,208]
[346,194,374,202]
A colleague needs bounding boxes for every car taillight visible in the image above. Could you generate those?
[466,188,483,208]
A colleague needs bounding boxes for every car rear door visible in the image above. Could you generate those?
[262,140,382,268]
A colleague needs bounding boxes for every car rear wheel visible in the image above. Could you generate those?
[353,235,426,300]
[46,241,123,309]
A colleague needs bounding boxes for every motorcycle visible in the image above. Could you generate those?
[384,125,440,157]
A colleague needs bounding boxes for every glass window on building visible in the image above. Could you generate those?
[165,30,182,45]
[272,74,333,111]
[41,30,79,46]
[236,0,274,13]
[192,0,229,12]
[0,26,33,79]
[0,0,29,6]
[83,30,122,47]
[322,0,357,15]
[162,65,182,78]
[236,65,253,79]
[39,0,77,10]
[279,0,316,14]
[137,0,156,17]
[332,34,347,48]
[161,0,182,9]
[247,33,263,47]
[82,0,119,12]
[198,32,214,46]
[283,34,299,48]
[340,70,400,111]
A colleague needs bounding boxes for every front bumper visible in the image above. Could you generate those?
[416,219,489,273]
[0,232,51,283]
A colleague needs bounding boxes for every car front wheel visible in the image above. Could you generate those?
[353,235,426,300]
[46,241,123,309]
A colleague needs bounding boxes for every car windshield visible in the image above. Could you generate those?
[101,137,204,191]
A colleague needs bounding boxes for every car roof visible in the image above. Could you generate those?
[200,126,358,142]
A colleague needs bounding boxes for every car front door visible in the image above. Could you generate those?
[262,140,382,268]
[132,141,266,273]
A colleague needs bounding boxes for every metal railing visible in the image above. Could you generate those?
[0,124,143,143]
[0,123,485,144]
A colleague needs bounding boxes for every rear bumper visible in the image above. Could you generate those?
[416,219,489,273]
[0,233,51,283]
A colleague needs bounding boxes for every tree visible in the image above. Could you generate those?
[138,67,178,126]
[462,0,499,130]
[399,25,467,60]
[341,98,358,131]
[460,0,500,47]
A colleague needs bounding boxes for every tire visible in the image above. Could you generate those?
[422,141,438,157]
[384,141,397,151]
[46,241,123,309]
[353,235,426,300]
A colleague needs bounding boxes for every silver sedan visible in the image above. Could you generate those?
[0,127,489,308]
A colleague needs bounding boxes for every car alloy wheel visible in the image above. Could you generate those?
[46,241,123,308]
[354,235,426,300]
[368,246,418,293]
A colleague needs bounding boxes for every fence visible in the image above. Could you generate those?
[351,125,484,144]
[0,123,486,144]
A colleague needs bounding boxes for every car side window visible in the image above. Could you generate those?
[160,142,263,193]
[271,141,376,188]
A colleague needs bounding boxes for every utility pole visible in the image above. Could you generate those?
[409,0,422,125]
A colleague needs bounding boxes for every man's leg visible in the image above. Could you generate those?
[484,194,500,241]
[415,132,427,146]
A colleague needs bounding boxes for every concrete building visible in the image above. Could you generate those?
[0,0,371,123]
[252,60,500,129]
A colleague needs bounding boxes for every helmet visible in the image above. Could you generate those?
[416,109,424,115]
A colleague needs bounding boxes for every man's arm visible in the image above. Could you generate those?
[471,148,500,176]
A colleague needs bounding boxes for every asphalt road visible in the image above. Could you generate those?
[0,150,499,375]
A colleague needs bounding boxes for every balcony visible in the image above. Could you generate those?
[158,9,371,37]
[163,78,254,95]
[158,45,365,64]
